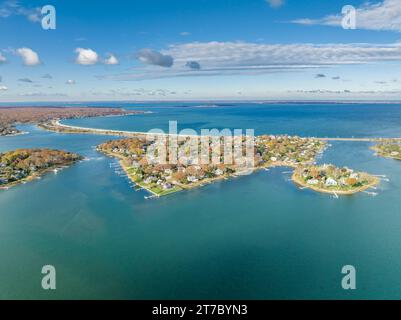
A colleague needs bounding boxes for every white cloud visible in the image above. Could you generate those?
[16,47,40,66]
[0,53,6,63]
[66,79,76,85]
[0,1,41,23]
[104,54,119,65]
[0,85,8,91]
[180,31,191,36]
[266,0,285,8]
[75,48,99,65]
[102,41,401,81]
[292,0,401,32]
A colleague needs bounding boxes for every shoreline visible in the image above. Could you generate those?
[98,146,313,198]
[38,119,152,138]
[370,145,401,161]
[0,107,145,138]
[40,119,401,142]
[18,114,385,198]
[291,171,380,196]
[0,130,28,137]
[98,148,170,197]
[0,160,80,190]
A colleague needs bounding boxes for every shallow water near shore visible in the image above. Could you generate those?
[1,103,401,299]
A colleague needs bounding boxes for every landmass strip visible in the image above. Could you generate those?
[40,119,401,142]
[0,106,144,136]
[2,109,397,197]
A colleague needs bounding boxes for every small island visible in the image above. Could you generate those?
[372,142,401,161]
[98,134,327,197]
[0,148,83,189]
[292,164,379,195]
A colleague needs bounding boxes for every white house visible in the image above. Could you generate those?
[325,177,338,186]
[307,179,319,185]
[144,176,156,184]
[187,176,198,183]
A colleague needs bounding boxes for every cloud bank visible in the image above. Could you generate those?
[102,41,401,81]
[292,0,401,32]
[0,0,41,23]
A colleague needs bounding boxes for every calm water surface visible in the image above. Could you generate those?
[1,103,401,299]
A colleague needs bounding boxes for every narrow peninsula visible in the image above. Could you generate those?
[0,106,143,136]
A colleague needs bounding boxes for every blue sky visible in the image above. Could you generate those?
[1,0,401,102]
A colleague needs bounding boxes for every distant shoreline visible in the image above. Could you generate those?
[371,145,401,161]
[40,119,401,143]
[1,100,401,106]
[0,106,144,137]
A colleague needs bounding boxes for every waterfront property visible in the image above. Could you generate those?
[97,134,327,197]
[0,148,83,189]
[292,164,379,195]
[372,142,401,161]
[0,108,385,197]
[2,102,401,299]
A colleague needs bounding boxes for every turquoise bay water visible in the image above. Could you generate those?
[1,103,401,299]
